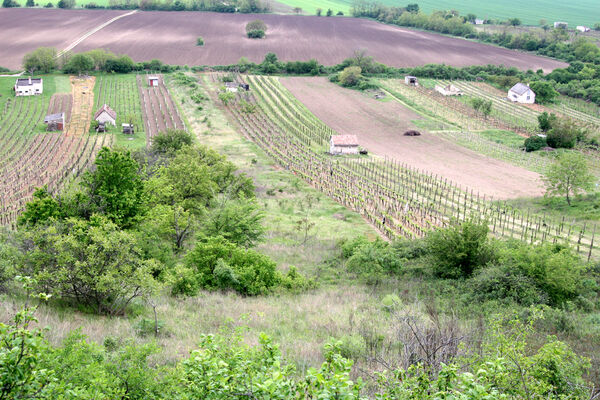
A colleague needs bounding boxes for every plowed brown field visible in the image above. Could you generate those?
[0,9,128,70]
[0,9,566,72]
[281,76,544,199]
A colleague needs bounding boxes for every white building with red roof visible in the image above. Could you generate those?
[330,135,359,155]
[94,104,117,126]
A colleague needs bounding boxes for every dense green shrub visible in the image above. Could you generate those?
[196,36,204,46]
[184,236,278,295]
[426,220,494,279]
[546,120,579,148]
[524,135,547,152]
[150,129,193,155]
[538,111,557,132]
[18,216,157,315]
[345,238,403,283]
[246,19,267,39]
[471,264,549,305]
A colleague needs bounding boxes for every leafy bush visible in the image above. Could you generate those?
[345,238,403,283]
[426,220,493,279]
[496,241,588,305]
[338,66,363,87]
[184,236,278,295]
[546,119,581,148]
[336,334,366,360]
[196,36,204,46]
[471,264,549,305]
[151,129,193,155]
[530,81,559,104]
[18,216,157,315]
[524,135,547,152]
[246,19,267,38]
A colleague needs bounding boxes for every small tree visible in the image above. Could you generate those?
[25,0,34,6]
[57,0,74,8]
[245,19,267,38]
[538,111,557,132]
[543,152,595,205]
[63,53,94,75]
[196,36,204,46]
[22,47,58,74]
[2,0,20,7]
[326,8,332,16]
[316,7,322,16]
[471,98,492,119]
[338,66,362,87]
[292,6,301,13]
[546,119,583,149]
[508,18,521,26]
[530,81,559,104]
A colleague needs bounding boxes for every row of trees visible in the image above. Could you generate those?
[3,0,270,12]
[22,47,178,75]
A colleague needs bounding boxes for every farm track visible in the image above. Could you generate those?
[0,76,111,225]
[203,73,599,259]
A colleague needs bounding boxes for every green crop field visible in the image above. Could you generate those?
[275,0,600,27]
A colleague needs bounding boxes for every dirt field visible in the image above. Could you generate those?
[47,94,73,123]
[0,9,127,70]
[281,77,544,199]
[0,9,566,72]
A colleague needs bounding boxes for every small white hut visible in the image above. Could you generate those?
[508,83,536,104]
[330,135,359,155]
[404,76,418,86]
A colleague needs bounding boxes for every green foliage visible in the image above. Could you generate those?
[471,97,493,118]
[81,147,146,228]
[22,47,57,73]
[150,129,193,155]
[537,111,557,132]
[218,90,235,105]
[427,219,493,279]
[19,216,157,315]
[17,186,62,227]
[196,36,204,46]
[246,19,267,38]
[339,66,363,87]
[543,152,595,205]
[524,135,547,152]
[2,0,20,7]
[202,196,265,247]
[62,53,95,75]
[184,236,278,295]
[57,0,74,8]
[530,81,559,104]
[326,7,332,16]
[546,119,585,149]
[345,238,403,283]
[336,335,367,360]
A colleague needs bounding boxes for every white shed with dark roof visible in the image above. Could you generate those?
[330,135,359,155]
[14,77,43,96]
[508,83,535,104]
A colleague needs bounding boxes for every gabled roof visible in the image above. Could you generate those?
[148,76,159,80]
[16,78,42,87]
[44,112,64,123]
[94,104,116,120]
[509,83,532,96]
[331,135,359,146]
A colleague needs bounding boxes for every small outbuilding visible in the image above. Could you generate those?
[225,82,238,93]
[404,76,418,86]
[330,135,359,155]
[508,83,535,104]
[96,122,106,133]
[44,112,65,131]
[122,123,134,134]
[14,77,43,96]
[474,19,484,25]
[239,82,250,91]
[435,84,462,96]
[576,26,590,32]
[148,76,159,87]
[553,21,568,29]
[94,104,117,126]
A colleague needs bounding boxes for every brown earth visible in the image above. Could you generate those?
[281,76,544,199]
[0,9,128,70]
[0,9,566,71]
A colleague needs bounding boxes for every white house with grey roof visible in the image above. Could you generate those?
[508,83,535,104]
[14,77,43,96]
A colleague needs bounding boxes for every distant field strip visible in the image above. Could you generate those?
[207,73,599,259]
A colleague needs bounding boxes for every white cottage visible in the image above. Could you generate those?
[508,83,535,104]
[94,104,117,126]
[435,84,462,96]
[225,82,238,93]
[330,135,359,155]
[553,21,568,29]
[148,76,159,87]
[576,26,590,32]
[14,77,43,96]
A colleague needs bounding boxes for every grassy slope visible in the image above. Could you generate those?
[272,0,599,26]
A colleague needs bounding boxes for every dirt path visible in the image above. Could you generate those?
[66,76,95,136]
[57,9,138,57]
[281,76,544,200]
